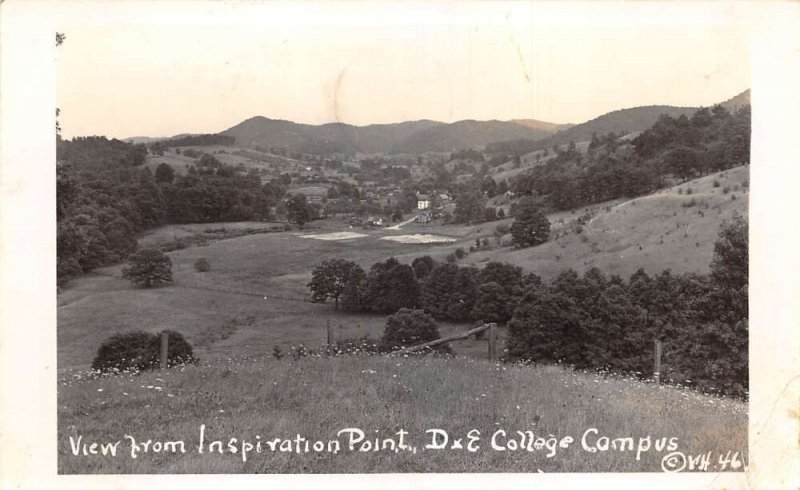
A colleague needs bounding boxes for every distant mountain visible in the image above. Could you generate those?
[390,119,557,154]
[123,134,199,144]
[539,105,699,147]
[132,90,750,156]
[123,136,170,144]
[511,119,574,132]
[720,89,750,112]
[487,89,751,154]
[220,117,561,155]
[220,117,443,155]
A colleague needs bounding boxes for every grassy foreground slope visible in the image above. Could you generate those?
[58,355,746,473]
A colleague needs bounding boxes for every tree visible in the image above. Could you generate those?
[154,163,175,184]
[121,248,172,288]
[419,263,478,322]
[287,193,311,225]
[378,308,450,354]
[412,255,436,280]
[510,197,550,248]
[453,190,486,224]
[506,288,586,365]
[471,281,509,324]
[341,265,368,312]
[363,258,420,314]
[710,213,748,292]
[308,259,362,310]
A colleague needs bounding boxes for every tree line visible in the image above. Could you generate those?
[56,137,291,285]
[308,214,748,396]
[512,105,750,211]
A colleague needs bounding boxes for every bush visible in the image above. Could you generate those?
[91,329,194,373]
[194,257,211,272]
[378,308,452,354]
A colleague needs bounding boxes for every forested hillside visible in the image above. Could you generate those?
[512,104,750,210]
[56,137,287,285]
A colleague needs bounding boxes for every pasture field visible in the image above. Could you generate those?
[57,273,494,370]
[57,166,748,371]
[463,165,749,279]
[57,355,747,473]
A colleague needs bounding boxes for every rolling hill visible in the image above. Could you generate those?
[219,117,562,155]
[128,90,749,156]
[720,89,751,112]
[486,89,751,155]
[389,119,558,153]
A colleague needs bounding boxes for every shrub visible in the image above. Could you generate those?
[91,329,194,373]
[494,223,510,237]
[378,308,451,354]
[454,247,467,259]
[713,180,721,188]
[194,258,211,272]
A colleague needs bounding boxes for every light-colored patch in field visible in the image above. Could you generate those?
[380,233,457,244]
[301,231,367,241]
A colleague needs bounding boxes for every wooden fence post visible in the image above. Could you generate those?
[488,323,497,362]
[326,320,334,347]
[160,331,169,370]
[653,339,663,384]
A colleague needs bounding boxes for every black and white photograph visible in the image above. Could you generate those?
[1,1,799,488]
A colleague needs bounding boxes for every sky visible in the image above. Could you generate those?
[56,2,754,139]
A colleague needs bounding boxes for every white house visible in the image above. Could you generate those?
[417,194,431,210]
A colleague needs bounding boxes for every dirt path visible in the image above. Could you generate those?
[386,214,420,230]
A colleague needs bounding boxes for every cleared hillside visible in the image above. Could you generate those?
[462,165,749,280]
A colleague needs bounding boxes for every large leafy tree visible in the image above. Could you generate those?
[363,258,419,314]
[340,265,368,313]
[471,281,509,324]
[419,263,478,322]
[453,190,486,224]
[510,197,550,248]
[154,163,175,184]
[122,249,173,288]
[308,259,362,310]
[287,193,311,225]
[411,255,436,280]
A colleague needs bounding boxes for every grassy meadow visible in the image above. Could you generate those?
[57,355,747,473]
[463,165,749,279]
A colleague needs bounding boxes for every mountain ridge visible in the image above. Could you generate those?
[126,89,750,155]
